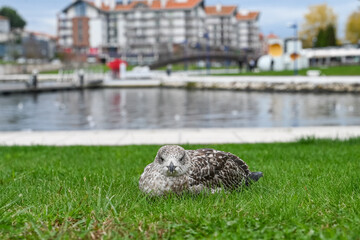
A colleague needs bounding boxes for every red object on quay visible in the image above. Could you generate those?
[107,59,128,71]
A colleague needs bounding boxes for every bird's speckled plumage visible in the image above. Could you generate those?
[139,145,262,196]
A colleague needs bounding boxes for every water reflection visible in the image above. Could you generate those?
[0,88,360,131]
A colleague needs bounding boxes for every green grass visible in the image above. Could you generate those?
[1,139,360,239]
[40,64,111,74]
[0,59,16,65]
[158,63,238,71]
[213,65,360,76]
[39,64,139,74]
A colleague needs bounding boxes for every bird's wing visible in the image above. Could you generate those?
[223,151,251,176]
[188,149,250,189]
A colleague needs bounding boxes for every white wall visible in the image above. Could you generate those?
[67,8,76,18]
[0,19,10,33]
[285,40,302,55]
[174,36,185,43]
[89,18,102,47]
[99,16,107,45]
[0,33,9,42]
[86,6,99,18]
[117,16,127,47]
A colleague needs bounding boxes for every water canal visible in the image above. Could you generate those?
[1,88,360,131]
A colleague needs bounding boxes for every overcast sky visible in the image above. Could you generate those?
[0,0,358,39]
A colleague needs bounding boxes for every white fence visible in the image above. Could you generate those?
[0,72,107,84]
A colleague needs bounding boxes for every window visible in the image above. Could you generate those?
[75,2,86,17]
[78,19,83,42]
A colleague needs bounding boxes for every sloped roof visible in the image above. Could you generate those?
[0,15,9,20]
[236,11,260,21]
[267,33,279,39]
[205,5,237,16]
[86,0,203,11]
[25,31,57,40]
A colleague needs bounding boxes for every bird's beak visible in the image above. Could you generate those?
[168,162,176,173]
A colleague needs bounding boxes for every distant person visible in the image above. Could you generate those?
[238,60,243,70]
[248,59,255,72]
[270,59,274,71]
[166,64,172,76]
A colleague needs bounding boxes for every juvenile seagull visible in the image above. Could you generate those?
[139,145,263,196]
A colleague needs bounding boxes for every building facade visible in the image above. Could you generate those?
[58,0,261,64]
[205,5,238,49]
[0,16,10,43]
[236,11,260,52]
[22,31,57,59]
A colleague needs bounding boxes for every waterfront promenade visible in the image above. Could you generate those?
[2,71,360,94]
[1,126,360,146]
[102,75,360,92]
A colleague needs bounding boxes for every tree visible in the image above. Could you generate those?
[325,24,337,46]
[346,11,360,44]
[299,4,337,48]
[0,6,26,29]
[315,29,326,47]
[315,24,337,47]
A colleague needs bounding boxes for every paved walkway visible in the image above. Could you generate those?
[0,126,360,146]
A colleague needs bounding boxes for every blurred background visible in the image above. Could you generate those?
[0,0,359,69]
[0,0,360,131]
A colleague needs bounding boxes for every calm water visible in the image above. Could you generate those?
[1,88,360,131]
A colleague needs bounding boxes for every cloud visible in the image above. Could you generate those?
[26,17,57,35]
[21,8,58,35]
[257,6,305,26]
[249,6,305,37]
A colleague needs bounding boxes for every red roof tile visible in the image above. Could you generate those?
[267,33,279,39]
[26,31,57,40]
[236,11,259,21]
[205,5,237,16]
[0,15,9,20]
[88,0,203,11]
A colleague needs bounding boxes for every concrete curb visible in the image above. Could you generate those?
[0,126,360,146]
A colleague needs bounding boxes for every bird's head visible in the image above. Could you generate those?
[155,145,190,177]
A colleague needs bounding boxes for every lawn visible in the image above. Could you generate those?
[40,64,111,74]
[157,64,239,71]
[213,65,360,76]
[1,139,360,239]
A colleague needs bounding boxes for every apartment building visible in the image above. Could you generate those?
[116,0,206,63]
[236,11,261,51]
[22,31,57,59]
[204,4,238,49]
[58,0,261,63]
[0,16,10,43]
[58,0,206,63]
[204,6,260,52]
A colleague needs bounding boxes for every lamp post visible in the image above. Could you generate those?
[204,32,210,74]
[224,45,229,71]
[195,42,201,70]
[184,39,188,71]
[289,23,298,75]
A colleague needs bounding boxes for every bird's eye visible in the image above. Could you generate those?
[179,155,185,162]
[159,157,164,162]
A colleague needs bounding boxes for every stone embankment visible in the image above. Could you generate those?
[160,76,360,93]
[2,74,360,94]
